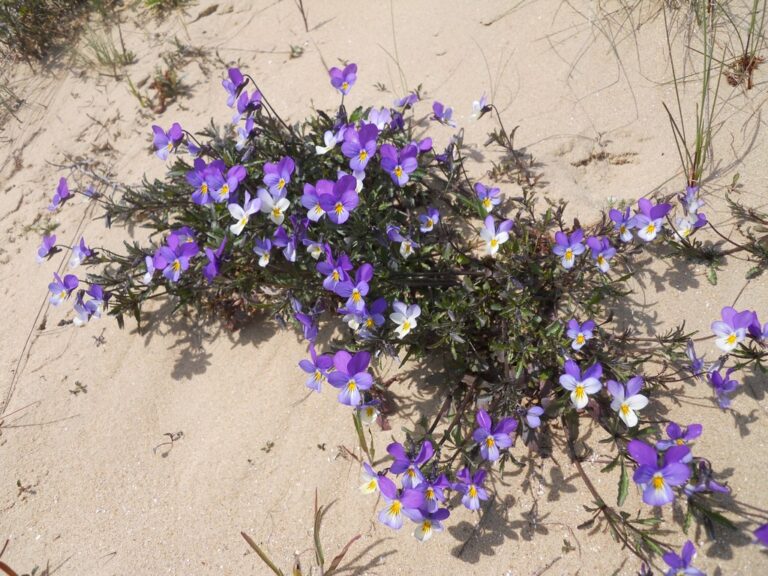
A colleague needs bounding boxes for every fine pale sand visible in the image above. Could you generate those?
[1,1,767,574]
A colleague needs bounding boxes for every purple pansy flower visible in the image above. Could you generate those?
[187,158,213,205]
[209,164,247,204]
[748,315,768,342]
[472,93,490,118]
[73,284,109,326]
[609,207,635,242]
[393,91,419,109]
[36,234,57,263]
[755,524,768,547]
[301,180,334,222]
[272,225,296,262]
[152,122,183,160]
[358,297,388,337]
[334,263,373,313]
[420,474,451,513]
[298,344,333,392]
[390,300,420,339]
[318,175,359,224]
[203,238,227,283]
[634,198,672,242]
[474,182,502,214]
[409,507,450,542]
[377,476,425,530]
[553,229,585,269]
[329,63,357,95]
[472,409,517,462]
[316,246,353,291]
[388,440,434,489]
[712,306,756,352]
[386,224,419,259]
[418,207,440,233]
[656,422,702,462]
[455,468,489,510]
[232,89,262,124]
[662,540,704,576]
[684,459,730,497]
[366,107,391,130]
[432,101,456,127]
[142,255,155,285]
[357,399,380,425]
[253,237,272,267]
[708,368,739,409]
[676,185,707,238]
[258,186,291,225]
[48,177,71,211]
[222,67,246,107]
[627,440,691,506]
[380,143,418,186]
[263,156,295,196]
[586,236,616,273]
[566,319,595,350]
[153,234,200,282]
[68,237,92,268]
[360,462,380,494]
[525,406,544,429]
[236,117,256,151]
[607,377,648,428]
[342,123,379,173]
[315,127,345,155]
[295,309,318,341]
[559,359,602,409]
[48,273,79,306]
[327,350,373,406]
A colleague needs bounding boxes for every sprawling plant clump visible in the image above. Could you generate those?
[36,59,768,573]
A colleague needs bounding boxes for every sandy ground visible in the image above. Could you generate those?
[1,0,767,574]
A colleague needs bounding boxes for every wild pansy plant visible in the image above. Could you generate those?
[38,62,768,568]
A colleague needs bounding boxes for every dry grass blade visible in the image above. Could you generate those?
[325,534,362,576]
[240,531,285,576]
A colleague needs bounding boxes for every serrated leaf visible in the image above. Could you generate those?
[706,266,718,285]
[617,458,629,507]
[746,266,765,280]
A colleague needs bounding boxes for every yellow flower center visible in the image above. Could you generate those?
[426,488,435,500]
[219,184,229,198]
[278,178,286,190]
[652,475,665,490]
[676,439,685,446]
[172,259,181,272]
[620,403,630,416]
[394,166,403,178]
[565,248,573,260]
[646,223,656,235]
[426,218,433,228]
[366,407,375,418]
[314,205,324,215]
[726,333,737,345]
[574,385,585,400]
[347,379,357,392]
[272,206,281,217]
[597,255,606,266]
[240,217,248,227]
[358,150,368,162]
[332,270,340,281]
[335,202,344,215]
[407,468,416,478]
[619,224,626,235]
[314,369,323,382]
[482,198,492,209]
[365,318,374,328]
[200,182,208,195]
[166,141,173,151]
[401,320,411,332]
[576,334,585,345]
[342,81,349,91]
[422,520,432,531]
[403,242,412,254]
[352,289,361,303]
[485,436,495,447]
[469,485,478,498]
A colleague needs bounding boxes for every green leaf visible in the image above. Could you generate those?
[746,266,765,280]
[706,265,718,286]
[241,532,285,576]
[617,457,629,507]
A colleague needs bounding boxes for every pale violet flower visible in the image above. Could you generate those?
[559,360,602,410]
[607,377,648,427]
[390,300,421,339]
[227,192,261,236]
[480,215,513,258]
[257,188,290,225]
